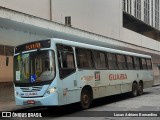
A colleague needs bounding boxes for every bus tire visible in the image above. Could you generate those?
[138,82,143,96]
[132,82,138,97]
[80,89,92,109]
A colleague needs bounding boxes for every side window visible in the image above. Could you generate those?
[146,59,152,70]
[76,48,93,69]
[126,56,134,69]
[107,53,117,70]
[57,44,75,79]
[134,57,140,69]
[93,51,106,69]
[117,54,127,69]
[141,58,147,69]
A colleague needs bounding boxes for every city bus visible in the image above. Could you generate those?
[14,38,154,109]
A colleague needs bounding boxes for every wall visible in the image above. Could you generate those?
[52,0,122,40]
[0,55,13,82]
[0,0,50,20]
[153,64,160,76]
[122,28,160,51]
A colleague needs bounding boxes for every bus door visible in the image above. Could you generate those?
[57,44,77,104]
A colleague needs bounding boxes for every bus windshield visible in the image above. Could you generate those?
[14,50,55,84]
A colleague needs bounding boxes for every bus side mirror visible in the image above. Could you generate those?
[6,56,9,66]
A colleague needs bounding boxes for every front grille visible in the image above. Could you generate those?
[20,86,43,92]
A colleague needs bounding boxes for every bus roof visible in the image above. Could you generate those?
[52,38,151,59]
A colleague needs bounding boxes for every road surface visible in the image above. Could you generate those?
[2,85,160,120]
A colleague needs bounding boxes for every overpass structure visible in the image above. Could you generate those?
[0,7,160,54]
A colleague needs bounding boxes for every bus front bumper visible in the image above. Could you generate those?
[15,92,59,106]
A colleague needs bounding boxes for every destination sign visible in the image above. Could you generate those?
[15,39,51,53]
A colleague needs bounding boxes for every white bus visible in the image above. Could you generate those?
[14,38,154,109]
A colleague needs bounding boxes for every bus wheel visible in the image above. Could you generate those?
[132,82,138,97]
[80,89,92,109]
[138,82,143,95]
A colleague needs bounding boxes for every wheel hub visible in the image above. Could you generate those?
[83,94,89,104]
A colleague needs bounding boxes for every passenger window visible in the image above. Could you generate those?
[117,54,127,69]
[141,58,147,69]
[93,51,106,69]
[57,44,75,79]
[76,48,93,69]
[134,57,140,69]
[146,59,152,69]
[126,56,134,69]
[60,52,75,68]
[107,53,117,69]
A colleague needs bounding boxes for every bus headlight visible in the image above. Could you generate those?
[47,87,56,94]
[50,88,56,93]
[15,91,19,96]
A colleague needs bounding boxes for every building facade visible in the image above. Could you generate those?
[0,0,160,82]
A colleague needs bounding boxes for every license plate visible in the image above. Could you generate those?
[27,100,35,104]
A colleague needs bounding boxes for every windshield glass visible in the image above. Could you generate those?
[14,50,55,84]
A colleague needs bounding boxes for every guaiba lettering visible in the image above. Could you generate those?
[109,74,127,80]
